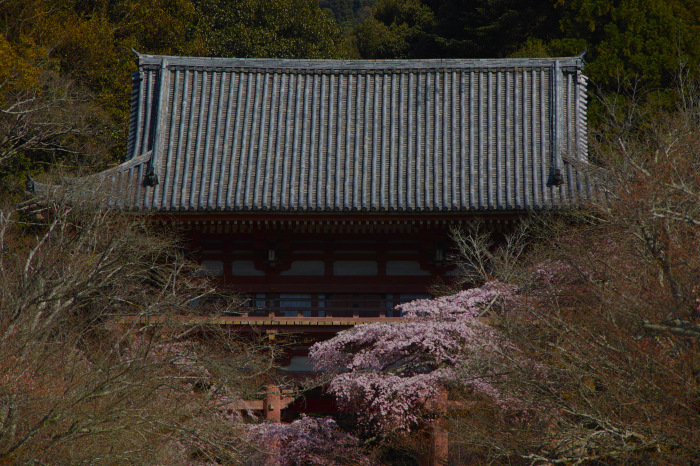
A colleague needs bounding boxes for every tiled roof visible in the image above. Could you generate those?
[40,53,594,212]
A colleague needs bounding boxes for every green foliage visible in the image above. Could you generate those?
[1,0,203,120]
[0,0,207,183]
[547,0,700,90]
[321,0,377,30]
[195,0,349,58]
[355,0,435,58]
[355,0,557,59]
[427,0,558,58]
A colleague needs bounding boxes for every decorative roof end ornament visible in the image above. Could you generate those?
[144,166,159,187]
[131,47,142,66]
[551,169,565,187]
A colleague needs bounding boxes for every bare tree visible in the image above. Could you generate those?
[0,190,276,463]
[444,79,699,464]
[0,66,116,189]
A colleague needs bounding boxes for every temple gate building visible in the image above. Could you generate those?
[33,52,591,380]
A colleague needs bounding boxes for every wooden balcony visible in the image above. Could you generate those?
[213,295,406,330]
[116,295,414,332]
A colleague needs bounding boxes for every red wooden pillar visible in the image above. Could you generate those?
[263,385,282,422]
[430,418,449,465]
[430,387,448,465]
[263,385,282,465]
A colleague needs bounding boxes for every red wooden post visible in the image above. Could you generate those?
[261,385,283,466]
[430,418,449,465]
[430,387,448,465]
[263,385,282,422]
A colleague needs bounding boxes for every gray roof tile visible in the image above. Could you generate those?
[49,53,595,212]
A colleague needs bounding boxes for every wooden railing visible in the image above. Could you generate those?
[232,295,403,319]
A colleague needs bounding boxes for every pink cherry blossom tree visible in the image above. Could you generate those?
[309,281,520,435]
[247,415,371,465]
